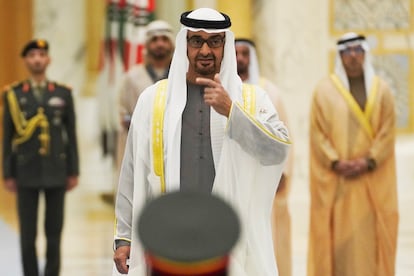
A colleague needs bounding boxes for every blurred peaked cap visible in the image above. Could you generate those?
[146,20,174,43]
[21,39,49,57]
[138,191,240,275]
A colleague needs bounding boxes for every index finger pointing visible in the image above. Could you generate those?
[195,77,216,87]
[213,73,221,84]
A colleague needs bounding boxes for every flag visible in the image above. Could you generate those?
[96,0,156,156]
[122,0,156,71]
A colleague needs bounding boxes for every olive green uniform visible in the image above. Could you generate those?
[2,80,79,276]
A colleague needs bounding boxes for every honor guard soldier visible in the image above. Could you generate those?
[136,192,240,276]
[2,39,79,276]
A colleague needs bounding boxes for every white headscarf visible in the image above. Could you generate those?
[164,8,243,190]
[235,39,260,85]
[334,32,375,94]
[145,20,174,45]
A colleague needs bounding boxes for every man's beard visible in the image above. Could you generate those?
[148,47,171,61]
[195,65,216,76]
[237,64,248,75]
[28,63,46,75]
[344,60,364,77]
[194,55,217,76]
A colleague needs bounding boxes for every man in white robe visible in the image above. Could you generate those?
[113,8,291,276]
[101,20,175,204]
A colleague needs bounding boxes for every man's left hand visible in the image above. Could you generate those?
[276,174,286,194]
[66,176,79,191]
[350,158,369,176]
[4,178,17,192]
[341,158,369,178]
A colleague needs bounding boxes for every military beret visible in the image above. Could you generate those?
[21,39,49,57]
[138,191,240,275]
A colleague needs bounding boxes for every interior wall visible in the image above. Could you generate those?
[0,0,33,88]
[253,0,331,184]
[155,0,188,33]
[84,0,106,96]
[33,0,86,96]
[0,0,32,228]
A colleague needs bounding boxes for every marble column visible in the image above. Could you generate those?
[33,0,86,95]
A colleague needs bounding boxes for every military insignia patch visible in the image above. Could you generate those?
[37,39,46,48]
[48,97,66,107]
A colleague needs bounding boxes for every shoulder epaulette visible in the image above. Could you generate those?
[2,81,20,92]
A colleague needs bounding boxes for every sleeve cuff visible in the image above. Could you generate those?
[115,239,131,250]
[331,160,339,170]
[366,158,376,171]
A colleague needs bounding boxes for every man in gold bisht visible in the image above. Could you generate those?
[307,32,399,276]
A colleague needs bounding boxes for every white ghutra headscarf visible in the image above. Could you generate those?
[235,38,261,85]
[334,32,376,94]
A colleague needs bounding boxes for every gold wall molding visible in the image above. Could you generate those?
[217,0,252,39]
[83,0,106,97]
[0,0,31,229]
[0,0,33,88]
